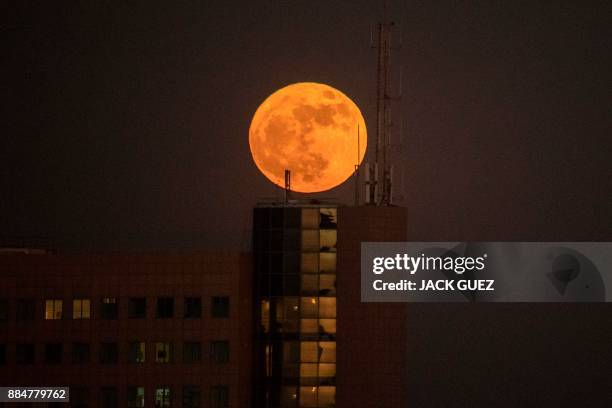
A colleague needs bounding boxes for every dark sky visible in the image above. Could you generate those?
[2,1,611,251]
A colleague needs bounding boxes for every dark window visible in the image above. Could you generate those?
[0,344,6,365]
[16,343,35,364]
[128,298,146,318]
[45,343,63,364]
[100,387,118,408]
[182,386,200,408]
[101,297,118,319]
[100,343,118,364]
[183,342,201,363]
[0,298,8,320]
[72,343,90,364]
[210,386,228,408]
[127,387,145,408]
[211,297,229,318]
[210,341,229,364]
[156,297,174,318]
[155,343,173,363]
[72,386,89,408]
[128,342,146,363]
[16,299,36,320]
[184,297,201,318]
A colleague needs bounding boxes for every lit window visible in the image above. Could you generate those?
[301,253,318,273]
[319,208,337,229]
[301,230,319,251]
[319,253,336,273]
[301,209,319,229]
[155,342,173,363]
[127,387,145,408]
[45,299,62,320]
[129,342,146,363]
[101,297,118,319]
[319,298,336,318]
[73,299,91,319]
[319,230,337,252]
[155,387,171,408]
[210,341,229,363]
[300,297,318,318]
[319,275,336,295]
[260,300,270,332]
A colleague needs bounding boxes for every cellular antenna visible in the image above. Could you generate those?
[366,0,401,206]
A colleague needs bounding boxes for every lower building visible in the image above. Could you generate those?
[0,251,252,408]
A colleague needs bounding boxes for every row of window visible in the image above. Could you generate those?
[0,341,229,365]
[55,385,228,408]
[0,296,229,321]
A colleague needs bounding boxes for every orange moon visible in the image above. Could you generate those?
[249,82,367,193]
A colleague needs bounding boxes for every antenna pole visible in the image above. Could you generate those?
[284,169,291,203]
[354,125,360,206]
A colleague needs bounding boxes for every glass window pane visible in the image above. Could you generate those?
[319,298,336,318]
[301,209,319,229]
[319,275,335,296]
[299,387,318,407]
[301,230,319,252]
[319,208,337,229]
[300,363,318,377]
[319,230,337,252]
[319,319,336,335]
[300,253,318,274]
[300,342,318,362]
[319,342,336,363]
[319,253,336,274]
[283,342,299,363]
[300,297,318,318]
[319,363,336,377]
[318,386,335,407]
[300,319,318,333]
[301,275,318,295]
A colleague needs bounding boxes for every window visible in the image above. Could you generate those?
[16,343,35,364]
[182,386,200,408]
[128,342,146,363]
[73,299,91,319]
[128,298,146,318]
[210,386,228,408]
[155,387,171,408]
[0,344,6,365]
[16,299,36,320]
[210,341,229,364]
[100,387,117,408]
[101,297,118,319]
[72,386,89,408]
[184,297,201,318]
[127,387,145,408]
[45,299,63,319]
[45,343,62,364]
[0,298,8,320]
[182,342,201,363]
[156,297,174,318]
[155,342,173,363]
[72,343,91,364]
[100,343,118,364]
[211,296,229,318]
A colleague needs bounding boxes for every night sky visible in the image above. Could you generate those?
[3,1,611,251]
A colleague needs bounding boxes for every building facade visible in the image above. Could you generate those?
[0,251,252,408]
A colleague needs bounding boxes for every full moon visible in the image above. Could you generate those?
[249,82,367,193]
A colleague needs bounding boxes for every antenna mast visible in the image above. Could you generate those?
[366,1,399,206]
